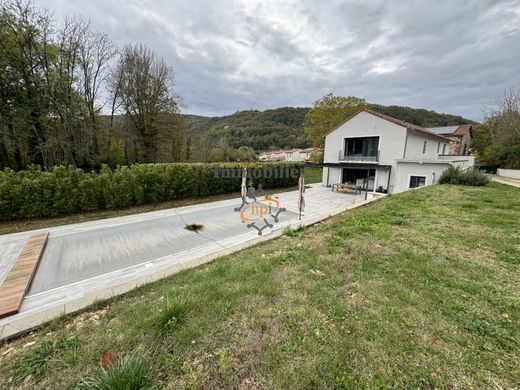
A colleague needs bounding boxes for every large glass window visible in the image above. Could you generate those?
[344,137,379,157]
[342,168,376,191]
[409,176,426,188]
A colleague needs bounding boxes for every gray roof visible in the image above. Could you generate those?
[426,126,459,135]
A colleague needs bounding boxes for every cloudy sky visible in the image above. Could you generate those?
[35,0,520,120]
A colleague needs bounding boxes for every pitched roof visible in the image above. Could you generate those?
[326,109,451,141]
[362,109,452,141]
[426,124,472,137]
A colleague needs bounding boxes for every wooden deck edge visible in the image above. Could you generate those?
[0,232,48,319]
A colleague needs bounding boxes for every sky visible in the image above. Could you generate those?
[34,0,520,121]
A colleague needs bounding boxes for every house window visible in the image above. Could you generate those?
[442,144,447,155]
[343,137,379,158]
[409,176,426,188]
[342,168,376,191]
[422,141,427,154]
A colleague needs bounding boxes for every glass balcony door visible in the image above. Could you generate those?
[344,137,379,158]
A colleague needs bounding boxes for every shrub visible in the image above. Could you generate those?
[0,162,303,221]
[439,166,490,186]
[76,355,157,390]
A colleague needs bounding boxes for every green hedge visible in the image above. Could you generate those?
[0,162,303,221]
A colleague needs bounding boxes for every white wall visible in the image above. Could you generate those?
[393,162,450,193]
[322,167,341,186]
[498,169,520,179]
[404,132,449,159]
[445,155,475,169]
[374,168,391,191]
[323,111,407,165]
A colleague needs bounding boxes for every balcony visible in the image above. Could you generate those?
[338,150,379,162]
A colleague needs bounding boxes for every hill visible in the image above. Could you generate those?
[181,105,477,152]
[370,104,478,128]
[182,107,310,151]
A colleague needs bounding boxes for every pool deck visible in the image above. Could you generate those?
[0,184,375,340]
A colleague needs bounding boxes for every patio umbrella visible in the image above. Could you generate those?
[241,167,247,199]
[297,171,305,220]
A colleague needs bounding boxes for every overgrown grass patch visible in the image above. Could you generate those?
[12,336,80,384]
[76,355,158,390]
[151,299,189,333]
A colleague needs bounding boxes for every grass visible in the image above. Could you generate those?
[76,355,157,390]
[152,299,189,333]
[11,336,80,384]
[303,167,322,184]
[1,182,519,389]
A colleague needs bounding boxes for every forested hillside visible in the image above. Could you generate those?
[183,104,477,154]
[184,107,310,151]
[370,104,478,127]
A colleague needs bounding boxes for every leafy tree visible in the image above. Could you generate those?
[470,124,492,158]
[0,0,54,168]
[477,89,520,168]
[234,146,256,161]
[304,94,367,147]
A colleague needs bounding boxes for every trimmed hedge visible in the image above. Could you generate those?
[0,162,303,221]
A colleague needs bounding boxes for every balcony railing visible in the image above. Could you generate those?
[338,150,379,162]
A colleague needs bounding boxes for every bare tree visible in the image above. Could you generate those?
[485,88,520,142]
[77,22,116,156]
[114,44,181,162]
[106,58,124,163]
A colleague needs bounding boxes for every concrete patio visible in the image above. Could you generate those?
[0,183,374,339]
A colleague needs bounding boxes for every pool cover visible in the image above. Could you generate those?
[27,204,297,295]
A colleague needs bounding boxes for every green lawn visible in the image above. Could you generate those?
[1,183,519,389]
[304,166,323,184]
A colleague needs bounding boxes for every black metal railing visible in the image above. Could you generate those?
[338,150,379,162]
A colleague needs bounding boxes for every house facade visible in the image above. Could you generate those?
[322,110,474,194]
[426,125,472,155]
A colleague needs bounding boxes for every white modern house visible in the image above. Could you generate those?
[322,109,474,194]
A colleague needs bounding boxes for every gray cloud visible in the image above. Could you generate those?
[35,0,520,120]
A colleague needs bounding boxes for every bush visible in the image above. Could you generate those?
[0,162,303,221]
[76,355,157,390]
[439,166,490,186]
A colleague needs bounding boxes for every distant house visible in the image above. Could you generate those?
[259,147,320,162]
[299,147,319,162]
[426,125,472,156]
[322,109,474,194]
